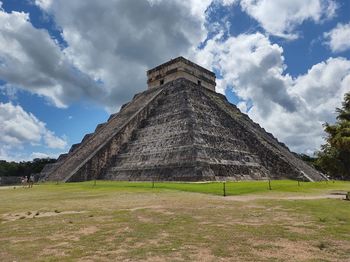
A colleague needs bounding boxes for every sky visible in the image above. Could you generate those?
[0,0,350,161]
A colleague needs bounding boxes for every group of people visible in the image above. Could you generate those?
[21,175,34,188]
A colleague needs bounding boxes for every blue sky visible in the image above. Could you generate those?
[0,0,350,161]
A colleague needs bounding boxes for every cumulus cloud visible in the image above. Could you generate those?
[249,56,350,154]
[0,7,104,108]
[2,0,339,111]
[239,0,337,39]
[34,0,52,10]
[196,33,297,114]
[324,22,350,53]
[196,33,350,154]
[0,102,67,158]
[0,0,212,111]
[219,0,239,6]
[33,0,212,111]
[31,151,61,159]
[31,152,51,159]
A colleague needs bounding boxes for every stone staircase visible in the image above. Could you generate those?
[44,86,164,182]
[105,80,270,181]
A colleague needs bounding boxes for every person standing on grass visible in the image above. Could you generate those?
[28,175,34,188]
[21,176,27,188]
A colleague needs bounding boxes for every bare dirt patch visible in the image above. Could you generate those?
[223,193,346,202]
[248,238,319,261]
[2,210,86,222]
[285,225,316,235]
[191,248,225,262]
[48,232,80,242]
[247,237,350,262]
[0,186,17,190]
[78,225,98,235]
[40,247,68,258]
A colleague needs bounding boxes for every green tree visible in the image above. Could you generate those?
[316,92,350,179]
[0,158,56,177]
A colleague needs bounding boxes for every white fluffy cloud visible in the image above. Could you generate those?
[30,152,51,159]
[34,0,52,10]
[0,102,67,158]
[33,0,212,111]
[196,33,297,113]
[2,0,340,110]
[1,0,212,111]
[31,151,61,159]
[196,33,350,154]
[324,22,350,53]
[0,8,104,108]
[239,0,337,39]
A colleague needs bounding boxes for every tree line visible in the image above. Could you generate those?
[0,158,56,177]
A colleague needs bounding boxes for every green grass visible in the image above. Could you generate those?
[45,179,350,196]
[0,180,349,261]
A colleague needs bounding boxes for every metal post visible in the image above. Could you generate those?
[268,179,272,190]
[223,181,226,197]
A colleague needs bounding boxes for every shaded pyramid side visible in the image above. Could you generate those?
[199,86,325,181]
[105,79,323,181]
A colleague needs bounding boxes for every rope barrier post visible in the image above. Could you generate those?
[223,181,226,197]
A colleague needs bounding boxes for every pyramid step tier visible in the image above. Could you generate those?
[105,162,269,181]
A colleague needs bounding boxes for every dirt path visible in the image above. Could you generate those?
[0,186,18,190]
[223,193,347,202]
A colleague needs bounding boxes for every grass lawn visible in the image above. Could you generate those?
[0,180,349,261]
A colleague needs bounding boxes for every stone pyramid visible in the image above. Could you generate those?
[42,57,325,182]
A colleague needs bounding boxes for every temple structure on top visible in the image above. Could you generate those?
[147,56,216,91]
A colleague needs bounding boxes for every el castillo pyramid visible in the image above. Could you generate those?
[41,57,326,182]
